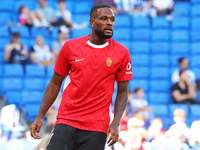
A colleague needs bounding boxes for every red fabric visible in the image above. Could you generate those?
[120,116,129,131]
[54,35,132,133]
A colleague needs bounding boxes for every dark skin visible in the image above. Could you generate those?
[31,7,129,147]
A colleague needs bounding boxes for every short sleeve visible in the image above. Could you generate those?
[116,49,132,81]
[53,43,70,77]
[171,83,178,92]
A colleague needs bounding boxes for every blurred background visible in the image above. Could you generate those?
[0,0,200,149]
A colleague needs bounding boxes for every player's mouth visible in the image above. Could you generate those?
[104,28,113,34]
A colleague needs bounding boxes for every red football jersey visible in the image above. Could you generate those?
[54,35,132,133]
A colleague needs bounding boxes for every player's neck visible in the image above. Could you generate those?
[89,34,108,45]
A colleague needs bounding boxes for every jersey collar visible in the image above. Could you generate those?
[87,40,109,48]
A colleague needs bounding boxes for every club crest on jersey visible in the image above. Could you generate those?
[106,57,113,67]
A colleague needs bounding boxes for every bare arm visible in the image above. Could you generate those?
[30,52,38,64]
[107,81,129,146]
[4,44,13,61]
[188,84,196,98]
[30,72,65,139]
[172,90,190,102]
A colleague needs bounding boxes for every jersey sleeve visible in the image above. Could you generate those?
[53,42,70,77]
[116,49,133,81]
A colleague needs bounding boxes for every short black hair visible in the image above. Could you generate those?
[134,88,143,93]
[12,32,20,38]
[179,69,186,76]
[178,57,187,64]
[58,0,65,3]
[90,4,112,18]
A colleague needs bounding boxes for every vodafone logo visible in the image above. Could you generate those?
[127,62,131,70]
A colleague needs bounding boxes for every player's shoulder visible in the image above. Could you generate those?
[109,38,129,52]
[65,36,87,44]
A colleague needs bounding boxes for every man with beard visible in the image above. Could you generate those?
[30,4,132,150]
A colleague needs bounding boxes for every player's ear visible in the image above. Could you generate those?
[90,18,94,27]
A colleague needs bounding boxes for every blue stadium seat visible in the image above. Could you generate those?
[150,67,169,79]
[149,93,170,104]
[131,42,150,54]
[45,78,51,88]
[3,64,24,77]
[72,28,91,39]
[20,38,31,50]
[25,65,45,77]
[172,2,190,16]
[66,1,75,12]
[171,42,189,54]
[191,17,200,30]
[191,43,200,54]
[129,80,149,92]
[113,28,130,40]
[191,0,200,3]
[169,104,189,116]
[150,105,168,117]
[172,17,189,29]
[191,5,200,16]
[117,41,130,50]
[2,78,23,91]
[131,54,149,66]
[152,17,169,28]
[191,56,200,67]
[74,2,94,14]
[47,65,54,78]
[6,91,22,107]
[72,14,90,25]
[132,29,150,40]
[190,105,200,117]
[151,42,169,53]
[15,1,36,12]
[150,80,170,92]
[51,27,59,39]
[31,28,50,38]
[170,54,189,67]
[193,68,200,79]
[0,65,2,76]
[0,1,15,12]
[191,30,200,41]
[0,27,9,38]
[10,27,30,38]
[22,91,43,105]
[24,78,45,91]
[115,15,130,27]
[132,67,149,79]
[132,17,150,28]
[46,0,57,10]
[0,52,4,64]
[0,13,11,25]
[152,29,170,41]
[0,38,10,51]
[151,55,169,66]
[25,104,40,122]
[172,30,189,41]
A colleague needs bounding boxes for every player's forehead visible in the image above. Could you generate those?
[96,7,115,18]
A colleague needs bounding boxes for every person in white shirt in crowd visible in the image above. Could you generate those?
[52,25,69,59]
[30,35,56,66]
[171,57,196,85]
[153,0,175,20]
[129,88,151,118]
[52,0,88,29]
[114,0,156,17]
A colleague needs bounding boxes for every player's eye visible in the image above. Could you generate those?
[101,18,107,20]
[111,18,115,22]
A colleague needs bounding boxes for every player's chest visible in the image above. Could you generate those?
[69,50,120,73]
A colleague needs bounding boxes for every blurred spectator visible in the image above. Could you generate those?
[165,109,190,144]
[94,0,119,14]
[189,121,200,149]
[120,110,129,131]
[52,25,69,59]
[4,32,32,66]
[19,6,48,28]
[172,57,196,85]
[115,113,147,150]
[128,88,151,122]
[52,0,88,29]
[171,69,199,104]
[30,35,56,66]
[35,0,54,23]
[153,0,174,19]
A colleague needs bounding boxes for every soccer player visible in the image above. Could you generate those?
[30,4,132,150]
